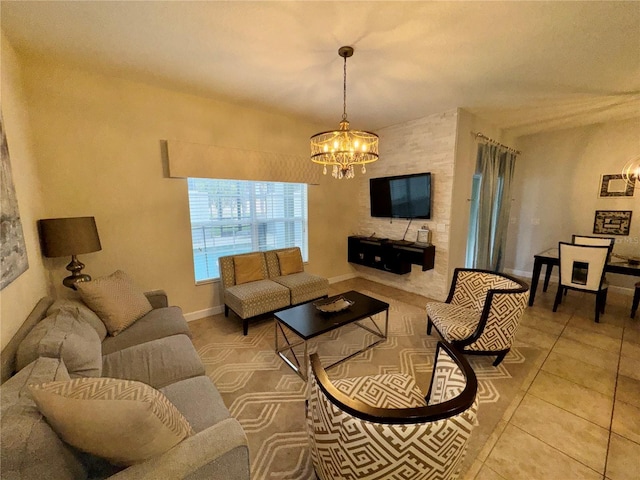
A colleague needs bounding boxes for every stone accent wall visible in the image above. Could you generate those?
[354,109,458,301]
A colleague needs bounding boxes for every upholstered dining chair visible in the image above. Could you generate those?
[306,341,478,480]
[553,242,609,323]
[572,234,615,251]
[426,268,529,366]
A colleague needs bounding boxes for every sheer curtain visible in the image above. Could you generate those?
[466,143,517,271]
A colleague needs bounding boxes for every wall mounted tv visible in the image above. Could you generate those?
[370,172,432,219]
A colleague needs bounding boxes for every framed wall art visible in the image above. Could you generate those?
[593,210,632,236]
[0,111,29,290]
[599,173,635,197]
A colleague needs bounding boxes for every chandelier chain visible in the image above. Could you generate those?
[342,54,348,121]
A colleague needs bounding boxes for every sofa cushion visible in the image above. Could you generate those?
[16,310,102,378]
[47,299,108,341]
[29,377,194,466]
[101,306,191,356]
[277,249,304,276]
[272,272,329,305]
[77,270,153,336]
[233,253,266,285]
[160,376,231,433]
[1,357,87,480]
[224,279,290,319]
[102,335,205,389]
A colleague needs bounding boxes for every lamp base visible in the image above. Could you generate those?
[63,255,92,290]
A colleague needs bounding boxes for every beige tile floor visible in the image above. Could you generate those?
[464,284,640,480]
[331,277,640,480]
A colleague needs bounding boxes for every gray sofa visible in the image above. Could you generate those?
[0,291,249,480]
[219,247,329,335]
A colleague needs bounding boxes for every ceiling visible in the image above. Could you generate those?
[2,1,639,137]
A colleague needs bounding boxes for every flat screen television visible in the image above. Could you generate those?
[370,172,431,219]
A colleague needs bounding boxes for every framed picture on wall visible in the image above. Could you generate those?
[593,210,632,236]
[599,174,635,197]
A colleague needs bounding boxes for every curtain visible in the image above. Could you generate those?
[466,143,517,271]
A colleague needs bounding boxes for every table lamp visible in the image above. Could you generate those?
[38,216,102,289]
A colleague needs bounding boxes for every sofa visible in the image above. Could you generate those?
[0,280,249,479]
[219,247,329,335]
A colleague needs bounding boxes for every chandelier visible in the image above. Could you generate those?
[310,46,379,179]
[622,155,640,186]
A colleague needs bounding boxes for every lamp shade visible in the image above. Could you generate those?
[38,217,102,258]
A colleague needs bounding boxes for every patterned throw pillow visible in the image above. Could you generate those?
[76,270,152,336]
[277,250,303,276]
[233,253,265,285]
[29,377,194,466]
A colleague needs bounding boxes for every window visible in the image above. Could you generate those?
[187,178,308,282]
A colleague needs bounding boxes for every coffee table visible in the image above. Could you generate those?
[274,290,389,380]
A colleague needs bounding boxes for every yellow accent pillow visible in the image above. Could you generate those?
[76,270,152,336]
[29,377,194,466]
[277,250,303,276]
[234,254,265,285]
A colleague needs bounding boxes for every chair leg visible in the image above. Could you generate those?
[553,285,563,312]
[600,288,608,314]
[493,350,508,366]
[224,305,229,317]
[243,319,249,336]
[594,293,602,323]
[427,317,433,335]
[632,285,640,319]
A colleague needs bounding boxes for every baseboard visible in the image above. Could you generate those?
[183,305,224,322]
[329,272,359,284]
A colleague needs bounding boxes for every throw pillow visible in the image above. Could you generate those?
[233,253,265,285]
[76,270,153,336]
[277,249,303,276]
[48,299,108,340]
[29,377,194,466]
[16,310,103,378]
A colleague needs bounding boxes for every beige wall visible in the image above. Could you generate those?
[0,35,48,349]
[354,110,458,301]
[505,117,640,292]
[16,54,357,318]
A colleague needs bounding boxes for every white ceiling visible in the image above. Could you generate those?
[2,1,639,137]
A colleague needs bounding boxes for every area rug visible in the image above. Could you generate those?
[189,289,541,480]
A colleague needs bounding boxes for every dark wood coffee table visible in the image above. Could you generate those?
[274,290,389,379]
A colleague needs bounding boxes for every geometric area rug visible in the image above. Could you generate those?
[189,288,541,479]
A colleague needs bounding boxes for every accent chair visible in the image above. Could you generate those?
[306,341,478,480]
[426,268,529,366]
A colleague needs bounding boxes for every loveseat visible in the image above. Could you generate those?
[0,273,249,480]
[219,247,329,335]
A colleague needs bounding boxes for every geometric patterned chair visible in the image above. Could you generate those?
[426,268,529,366]
[306,341,478,480]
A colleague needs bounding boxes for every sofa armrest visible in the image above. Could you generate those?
[144,290,168,309]
[108,418,249,480]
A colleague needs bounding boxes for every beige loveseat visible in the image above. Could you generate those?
[219,247,329,335]
[0,284,249,479]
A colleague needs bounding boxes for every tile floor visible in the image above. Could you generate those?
[331,277,640,480]
[463,283,640,480]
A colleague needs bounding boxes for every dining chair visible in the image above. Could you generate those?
[553,242,609,322]
[571,234,615,251]
[632,281,640,319]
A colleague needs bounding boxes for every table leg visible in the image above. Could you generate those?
[543,264,554,292]
[529,257,543,306]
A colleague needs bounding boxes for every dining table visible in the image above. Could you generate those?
[529,247,640,306]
